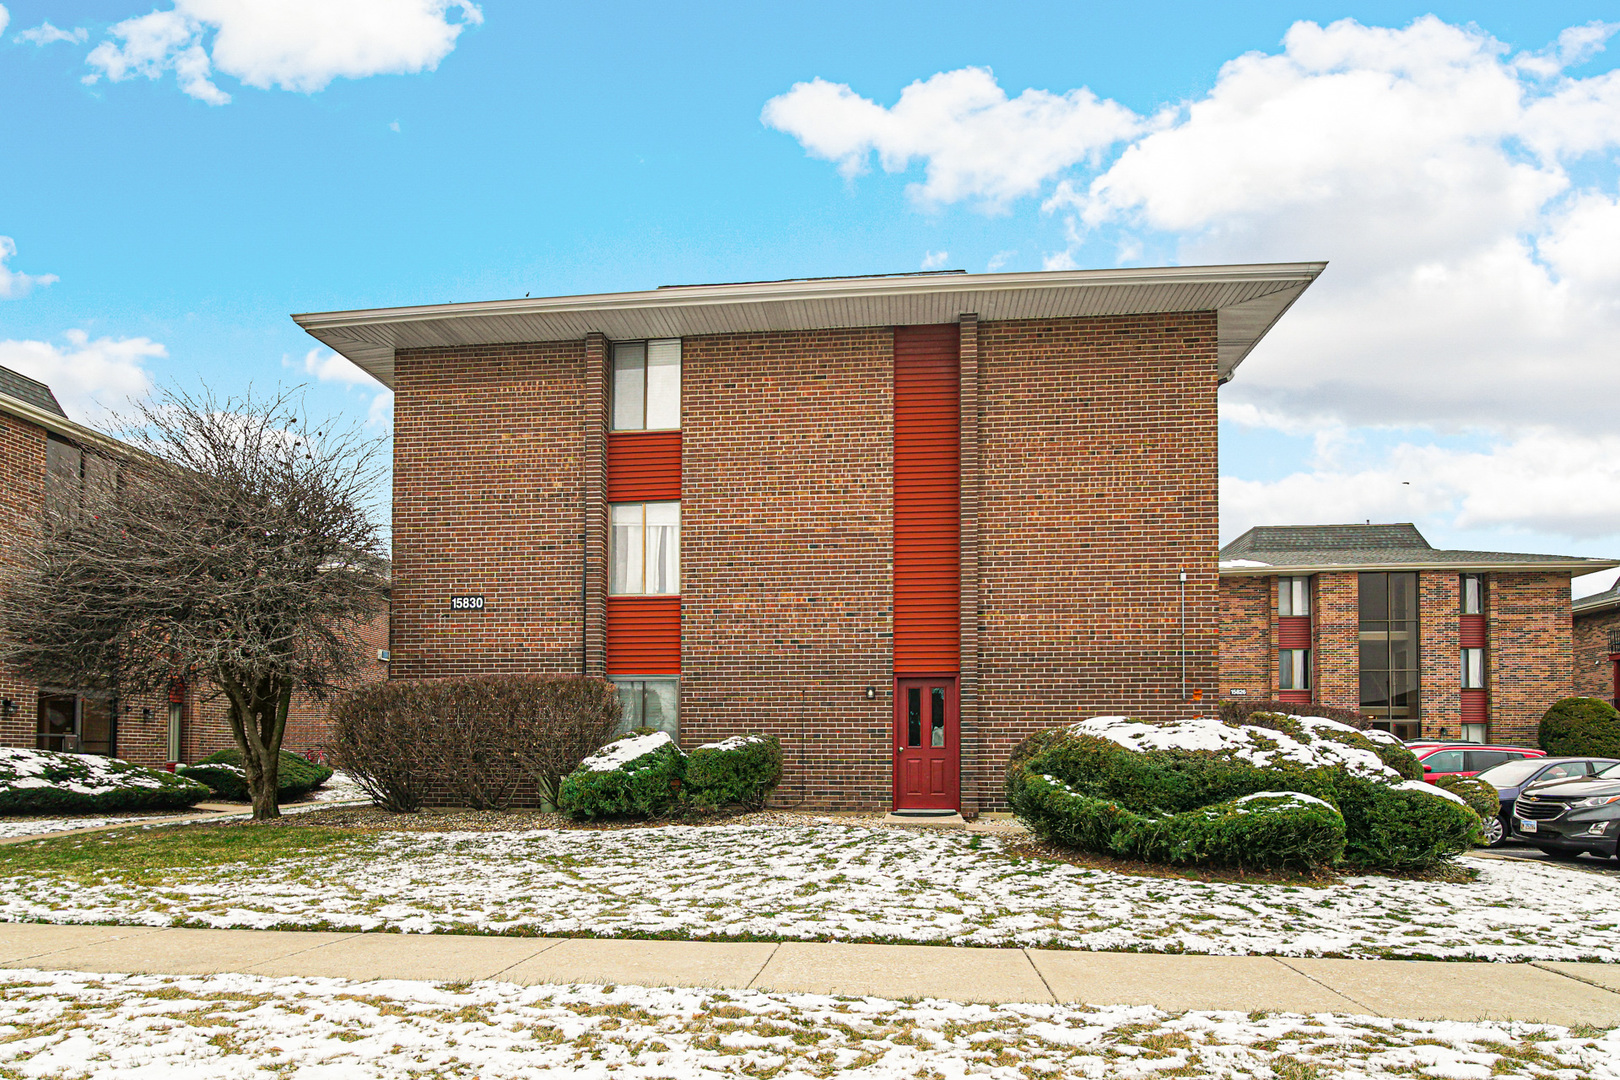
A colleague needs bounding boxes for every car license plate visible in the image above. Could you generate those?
[1518,818,1537,833]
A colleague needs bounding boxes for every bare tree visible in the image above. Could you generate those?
[0,385,387,820]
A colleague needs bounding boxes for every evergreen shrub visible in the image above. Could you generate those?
[685,735,783,809]
[181,749,333,802]
[1538,697,1620,758]
[558,732,686,819]
[0,747,208,814]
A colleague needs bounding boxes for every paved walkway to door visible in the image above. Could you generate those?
[1,922,1617,1027]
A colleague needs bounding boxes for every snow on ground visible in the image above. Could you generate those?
[0,968,1614,1080]
[3,824,1617,961]
[298,769,367,804]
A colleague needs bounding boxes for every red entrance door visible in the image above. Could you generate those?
[893,677,959,810]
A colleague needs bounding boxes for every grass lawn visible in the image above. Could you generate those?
[1,819,1616,962]
[2,969,1616,1080]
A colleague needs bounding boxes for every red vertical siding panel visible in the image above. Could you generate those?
[608,431,682,501]
[894,325,960,674]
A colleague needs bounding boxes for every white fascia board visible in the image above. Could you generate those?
[292,262,1326,390]
[0,392,130,458]
[1220,560,1620,576]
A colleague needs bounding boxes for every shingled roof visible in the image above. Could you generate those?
[1220,523,1617,576]
[0,364,66,418]
[1575,580,1620,616]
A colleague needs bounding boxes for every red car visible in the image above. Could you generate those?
[1412,743,1544,782]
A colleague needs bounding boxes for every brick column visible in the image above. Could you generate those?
[1418,571,1460,739]
[1314,572,1359,712]
[957,312,980,817]
[583,333,610,677]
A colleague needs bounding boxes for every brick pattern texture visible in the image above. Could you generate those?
[972,313,1220,810]
[0,410,47,752]
[1218,576,1272,699]
[1574,606,1620,702]
[680,328,895,810]
[1417,572,1462,738]
[1488,572,1573,744]
[392,342,589,679]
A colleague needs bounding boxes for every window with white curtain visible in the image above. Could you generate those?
[1461,647,1486,689]
[610,501,679,595]
[1278,575,1310,616]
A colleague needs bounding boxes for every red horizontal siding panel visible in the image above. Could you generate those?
[1460,689,1488,722]
[608,431,681,501]
[1277,616,1311,649]
[894,325,960,674]
[606,597,681,675]
[1278,689,1312,705]
[1459,614,1486,649]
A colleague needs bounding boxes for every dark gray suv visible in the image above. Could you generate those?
[1511,761,1620,859]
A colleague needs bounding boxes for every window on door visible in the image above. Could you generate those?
[611,678,678,738]
[904,685,947,748]
[610,502,680,595]
[1460,722,1487,744]
[611,340,681,431]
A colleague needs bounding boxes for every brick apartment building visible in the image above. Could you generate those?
[1219,524,1617,745]
[0,364,387,766]
[294,263,1323,813]
[1574,582,1620,707]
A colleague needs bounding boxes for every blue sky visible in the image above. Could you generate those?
[4,1,1620,591]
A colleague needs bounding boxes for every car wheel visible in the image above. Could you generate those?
[1482,814,1506,847]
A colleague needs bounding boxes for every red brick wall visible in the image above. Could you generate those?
[680,328,895,810]
[973,312,1220,809]
[1489,572,1574,745]
[1418,572,1462,739]
[1219,576,1271,698]
[1575,606,1620,701]
[281,608,392,754]
[0,410,47,751]
[391,342,589,679]
[1314,573,1360,714]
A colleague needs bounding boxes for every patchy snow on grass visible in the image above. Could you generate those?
[582,731,678,772]
[1071,713,1399,779]
[299,769,367,803]
[0,968,1614,1080]
[2,824,1617,961]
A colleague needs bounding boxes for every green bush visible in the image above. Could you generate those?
[685,735,783,810]
[0,747,209,815]
[1223,706,1423,780]
[1538,697,1620,758]
[1219,699,1370,729]
[558,732,686,819]
[1434,774,1500,823]
[1006,714,1476,873]
[180,749,334,802]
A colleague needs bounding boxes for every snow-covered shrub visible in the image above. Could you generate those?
[684,735,782,810]
[0,747,208,815]
[1538,696,1620,758]
[1219,702,1423,779]
[558,732,686,820]
[1433,774,1499,825]
[180,749,333,802]
[1006,712,1476,873]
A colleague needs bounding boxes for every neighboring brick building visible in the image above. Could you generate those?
[0,364,388,767]
[1219,524,1616,746]
[1574,582,1620,707]
[295,263,1324,812]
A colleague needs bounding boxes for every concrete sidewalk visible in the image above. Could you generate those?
[1,923,1617,1026]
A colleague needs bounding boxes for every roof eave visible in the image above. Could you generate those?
[0,391,130,458]
[1220,560,1620,576]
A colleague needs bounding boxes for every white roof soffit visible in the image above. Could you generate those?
[291,262,1326,390]
[1220,559,1620,576]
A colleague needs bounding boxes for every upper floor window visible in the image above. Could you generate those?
[1359,571,1419,720]
[1461,574,1484,615]
[612,340,681,431]
[45,435,117,524]
[1461,647,1486,689]
[610,501,679,595]
[1278,575,1310,616]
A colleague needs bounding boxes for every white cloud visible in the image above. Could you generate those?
[0,331,162,424]
[762,68,1141,208]
[299,348,375,387]
[84,0,482,105]
[15,21,86,45]
[920,250,950,270]
[0,237,58,299]
[0,7,9,36]
[366,389,394,428]
[1221,428,1620,544]
[986,250,1015,271]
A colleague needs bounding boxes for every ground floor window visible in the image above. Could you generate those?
[1460,722,1487,743]
[1278,649,1310,691]
[36,691,115,756]
[167,702,183,762]
[611,678,678,739]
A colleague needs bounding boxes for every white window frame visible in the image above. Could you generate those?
[1278,575,1310,617]
[610,501,680,596]
[611,339,681,432]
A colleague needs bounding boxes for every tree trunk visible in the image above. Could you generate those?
[224,674,292,822]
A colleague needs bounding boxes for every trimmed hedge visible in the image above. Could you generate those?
[328,675,622,812]
[0,747,209,815]
[1539,697,1620,758]
[1433,774,1500,824]
[1006,715,1477,873]
[1216,702,1422,780]
[559,732,686,819]
[685,735,783,810]
[180,749,333,803]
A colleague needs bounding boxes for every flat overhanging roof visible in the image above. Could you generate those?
[291,262,1326,389]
